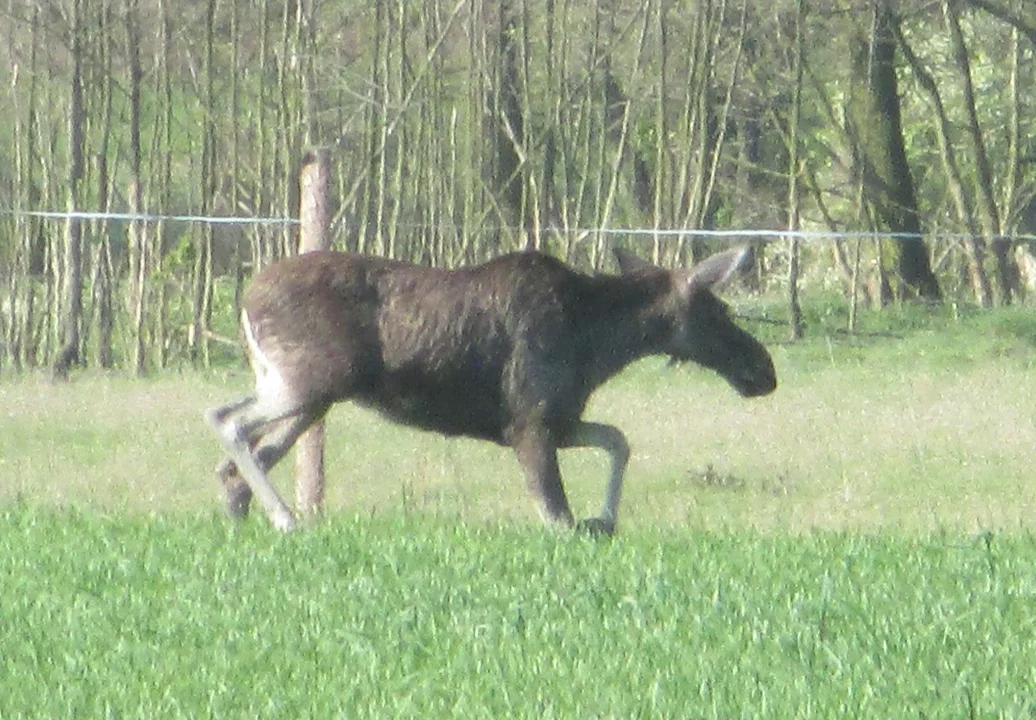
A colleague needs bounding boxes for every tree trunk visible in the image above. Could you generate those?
[126,0,148,375]
[9,5,42,371]
[190,0,217,367]
[294,149,331,520]
[495,0,526,245]
[786,0,805,341]
[52,0,87,381]
[385,0,406,260]
[155,0,174,369]
[92,0,115,369]
[943,0,1016,304]
[675,0,743,265]
[595,5,651,267]
[895,21,991,307]
[845,2,941,302]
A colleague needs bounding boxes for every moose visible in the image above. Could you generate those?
[204,246,777,535]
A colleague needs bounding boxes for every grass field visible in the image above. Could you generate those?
[2,303,1036,716]
[3,301,1036,532]
[1,512,1034,718]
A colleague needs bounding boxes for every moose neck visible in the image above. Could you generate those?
[576,272,675,390]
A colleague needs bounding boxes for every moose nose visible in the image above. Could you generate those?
[737,355,776,398]
[750,360,778,397]
[748,373,777,397]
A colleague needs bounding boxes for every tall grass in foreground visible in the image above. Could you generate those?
[1,508,1034,718]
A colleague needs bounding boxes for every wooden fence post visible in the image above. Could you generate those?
[294,148,331,518]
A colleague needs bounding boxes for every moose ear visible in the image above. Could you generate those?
[613,248,656,275]
[685,246,751,294]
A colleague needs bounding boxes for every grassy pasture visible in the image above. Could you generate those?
[2,303,1036,716]
[2,303,1036,531]
[1,510,1035,718]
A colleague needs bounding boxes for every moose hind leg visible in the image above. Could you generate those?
[565,422,630,536]
[514,427,575,529]
[215,456,253,520]
[204,397,303,532]
[214,412,321,521]
[211,395,262,519]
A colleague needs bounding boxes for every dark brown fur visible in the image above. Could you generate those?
[206,248,776,534]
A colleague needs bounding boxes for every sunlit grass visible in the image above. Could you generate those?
[2,305,1036,533]
[3,307,1036,716]
[1,509,1033,718]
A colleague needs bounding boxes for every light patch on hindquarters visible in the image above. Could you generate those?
[242,309,289,402]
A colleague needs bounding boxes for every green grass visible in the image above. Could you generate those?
[3,303,1036,532]
[3,305,1036,716]
[1,508,1034,718]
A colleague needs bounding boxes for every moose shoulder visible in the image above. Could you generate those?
[205,247,777,534]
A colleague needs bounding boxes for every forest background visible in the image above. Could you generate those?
[1,0,1035,377]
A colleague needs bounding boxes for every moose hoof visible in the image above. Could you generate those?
[224,482,253,521]
[576,517,616,538]
[272,509,297,533]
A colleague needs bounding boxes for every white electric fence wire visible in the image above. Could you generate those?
[2,208,1035,243]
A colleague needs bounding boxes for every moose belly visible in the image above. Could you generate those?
[357,377,507,444]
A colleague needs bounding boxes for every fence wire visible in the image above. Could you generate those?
[3,207,1036,244]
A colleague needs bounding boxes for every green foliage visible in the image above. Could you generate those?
[1,507,1033,718]
[739,289,1036,356]
[7,0,1036,372]
[898,10,1036,231]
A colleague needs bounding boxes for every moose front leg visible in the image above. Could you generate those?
[514,427,575,529]
[564,422,630,537]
